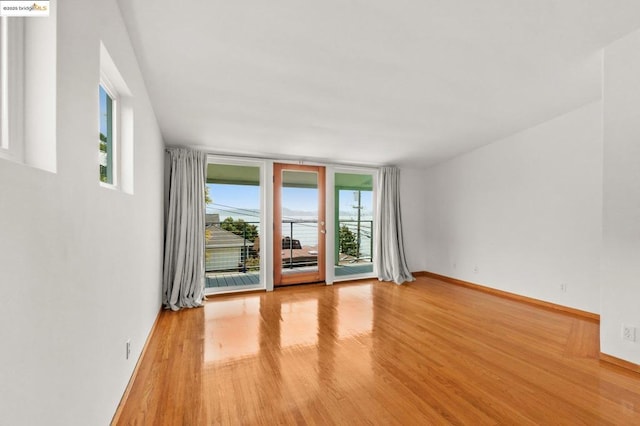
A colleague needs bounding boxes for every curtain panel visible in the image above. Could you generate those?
[163,148,207,310]
[375,166,415,284]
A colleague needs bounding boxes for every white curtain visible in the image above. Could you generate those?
[163,148,207,311]
[375,167,415,284]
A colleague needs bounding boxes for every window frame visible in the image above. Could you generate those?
[99,41,133,193]
[0,16,24,162]
[99,77,119,187]
[205,155,268,295]
[329,167,378,284]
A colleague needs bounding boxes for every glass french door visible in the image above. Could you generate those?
[204,159,264,294]
[273,163,326,286]
[333,171,375,280]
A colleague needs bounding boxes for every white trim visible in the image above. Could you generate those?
[325,167,335,284]
[0,17,8,150]
[22,2,56,171]
[99,41,133,193]
[0,16,24,162]
[263,160,274,291]
[203,155,379,293]
[331,167,378,281]
[205,155,268,294]
[99,80,119,188]
[333,272,377,283]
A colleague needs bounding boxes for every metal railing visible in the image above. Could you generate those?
[205,221,260,274]
[281,219,319,270]
[337,219,373,264]
[204,218,374,274]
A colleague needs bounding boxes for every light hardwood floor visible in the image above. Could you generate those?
[114,276,640,425]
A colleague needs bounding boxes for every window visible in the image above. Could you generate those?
[204,159,265,293]
[333,171,376,280]
[0,7,56,172]
[0,16,24,162]
[99,83,116,184]
[99,42,133,193]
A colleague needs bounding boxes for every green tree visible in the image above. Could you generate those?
[204,186,213,241]
[99,133,108,183]
[339,225,358,257]
[204,185,212,205]
[220,217,259,242]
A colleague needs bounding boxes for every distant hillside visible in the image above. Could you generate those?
[207,206,373,220]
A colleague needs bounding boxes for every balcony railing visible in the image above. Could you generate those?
[204,219,373,277]
[281,219,319,270]
[205,221,260,274]
[337,219,373,264]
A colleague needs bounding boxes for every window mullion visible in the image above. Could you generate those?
[105,91,113,184]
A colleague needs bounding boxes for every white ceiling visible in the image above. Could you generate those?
[118,0,640,167]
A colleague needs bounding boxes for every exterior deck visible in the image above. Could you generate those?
[205,262,373,289]
[206,272,260,288]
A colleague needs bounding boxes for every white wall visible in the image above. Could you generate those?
[601,29,640,364]
[401,167,430,273]
[0,1,164,425]
[419,101,603,314]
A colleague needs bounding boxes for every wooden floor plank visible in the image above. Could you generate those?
[114,277,640,425]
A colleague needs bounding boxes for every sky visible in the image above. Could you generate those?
[282,187,318,212]
[207,184,260,218]
[207,184,373,219]
[99,85,109,136]
[338,189,373,219]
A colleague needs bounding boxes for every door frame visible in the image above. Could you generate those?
[273,163,326,286]
[327,166,378,284]
[204,155,269,294]
[204,155,377,294]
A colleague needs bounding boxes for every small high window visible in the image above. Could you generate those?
[0,7,57,172]
[99,83,116,184]
[99,42,133,193]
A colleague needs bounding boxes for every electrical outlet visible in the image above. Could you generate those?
[622,325,636,342]
[560,283,567,292]
[473,265,479,273]
[126,339,131,359]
